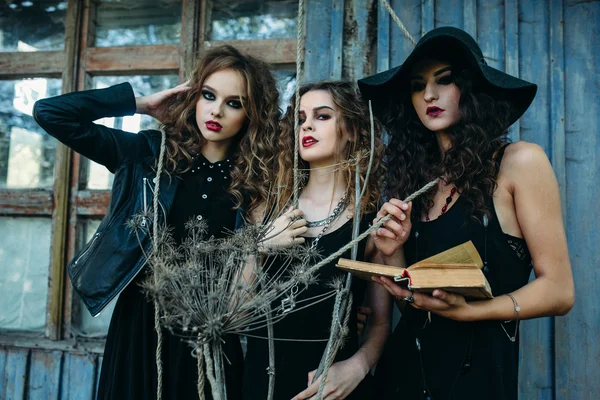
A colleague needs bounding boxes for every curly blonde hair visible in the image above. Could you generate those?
[274,81,385,216]
[159,45,280,215]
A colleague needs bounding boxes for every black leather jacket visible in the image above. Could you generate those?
[34,83,179,317]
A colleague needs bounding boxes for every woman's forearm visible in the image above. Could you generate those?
[467,274,574,322]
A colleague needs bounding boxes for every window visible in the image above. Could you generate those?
[0,0,299,345]
[0,2,67,336]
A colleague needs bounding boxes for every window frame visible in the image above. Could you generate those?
[0,0,298,347]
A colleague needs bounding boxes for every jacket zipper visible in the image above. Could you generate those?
[92,177,166,317]
[74,232,101,266]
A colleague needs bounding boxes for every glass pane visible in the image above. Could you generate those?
[0,78,61,189]
[274,69,296,112]
[0,1,66,52]
[209,0,297,41]
[71,219,116,337]
[0,217,51,331]
[95,0,182,47]
[86,74,179,190]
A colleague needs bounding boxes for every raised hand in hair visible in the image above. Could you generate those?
[135,80,191,123]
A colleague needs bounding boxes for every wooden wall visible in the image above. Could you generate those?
[1,0,598,399]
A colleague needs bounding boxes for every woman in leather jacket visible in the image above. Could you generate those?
[34,45,281,400]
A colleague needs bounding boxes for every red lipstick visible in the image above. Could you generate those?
[302,135,318,148]
[206,120,222,132]
[426,106,445,117]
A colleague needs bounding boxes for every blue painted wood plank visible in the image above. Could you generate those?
[377,0,391,72]
[95,355,103,399]
[504,0,520,142]
[548,0,566,236]
[0,349,7,397]
[421,0,435,35]
[60,353,97,400]
[434,0,464,28]
[28,350,62,400]
[517,0,550,150]
[476,0,504,70]
[463,0,477,36]
[330,0,344,80]
[304,0,333,81]
[346,0,372,80]
[4,348,29,400]
[543,6,569,387]
[389,0,422,66]
[560,0,600,398]
[517,4,554,399]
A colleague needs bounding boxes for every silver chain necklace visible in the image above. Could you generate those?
[280,195,348,314]
[305,195,348,228]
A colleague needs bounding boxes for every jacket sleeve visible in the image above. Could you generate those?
[33,82,153,173]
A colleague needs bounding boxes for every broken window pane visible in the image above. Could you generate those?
[274,69,296,112]
[95,0,182,47]
[0,78,62,189]
[70,219,117,338]
[209,0,297,41]
[86,74,179,190]
[0,217,51,331]
[0,1,66,52]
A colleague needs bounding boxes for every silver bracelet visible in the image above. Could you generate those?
[500,293,520,342]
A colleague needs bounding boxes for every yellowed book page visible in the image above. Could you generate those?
[412,241,483,269]
[336,259,406,280]
[407,267,485,288]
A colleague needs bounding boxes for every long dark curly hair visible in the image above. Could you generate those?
[380,67,515,220]
[274,81,386,216]
[159,45,280,216]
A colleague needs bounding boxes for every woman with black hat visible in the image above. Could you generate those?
[359,27,574,399]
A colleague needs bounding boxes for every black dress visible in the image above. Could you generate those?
[243,215,375,400]
[97,155,243,400]
[375,149,533,400]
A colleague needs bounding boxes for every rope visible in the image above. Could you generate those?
[380,0,417,46]
[293,0,305,207]
[266,304,276,400]
[315,291,353,399]
[359,101,375,201]
[203,343,222,400]
[153,130,167,400]
[316,288,345,399]
[196,344,206,400]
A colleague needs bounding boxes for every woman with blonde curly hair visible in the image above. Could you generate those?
[34,45,281,400]
[242,81,392,400]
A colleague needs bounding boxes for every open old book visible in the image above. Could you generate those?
[336,241,493,299]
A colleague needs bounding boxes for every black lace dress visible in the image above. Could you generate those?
[97,155,243,400]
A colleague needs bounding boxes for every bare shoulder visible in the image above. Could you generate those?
[503,141,548,166]
[499,141,552,179]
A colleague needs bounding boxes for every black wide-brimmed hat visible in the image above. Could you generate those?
[358,26,537,131]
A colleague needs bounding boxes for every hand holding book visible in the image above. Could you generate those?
[337,241,493,299]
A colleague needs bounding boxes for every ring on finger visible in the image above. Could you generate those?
[403,295,414,303]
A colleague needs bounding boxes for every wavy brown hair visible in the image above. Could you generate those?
[159,45,280,215]
[273,81,385,216]
[377,65,515,221]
